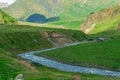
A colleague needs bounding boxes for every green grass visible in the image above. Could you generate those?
[0,10,16,24]
[0,24,86,54]
[37,37,120,71]
[0,24,86,38]
[18,19,84,30]
[0,32,53,54]
[51,19,85,30]
[85,6,120,37]
[0,48,119,80]
[0,23,119,80]
[0,24,86,80]
[90,15,120,36]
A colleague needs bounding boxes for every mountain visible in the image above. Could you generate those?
[2,0,119,21]
[0,10,16,24]
[0,2,8,8]
[0,0,16,8]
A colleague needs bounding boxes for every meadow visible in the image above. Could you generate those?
[0,23,119,80]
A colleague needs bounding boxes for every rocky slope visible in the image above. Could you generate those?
[80,6,120,33]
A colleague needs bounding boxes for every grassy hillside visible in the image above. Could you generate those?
[2,0,118,21]
[37,37,120,71]
[0,24,86,54]
[0,24,118,80]
[80,6,120,34]
[0,10,16,24]
[1,4,120,79]
[50,19,84,29]
[89,6,120,37]
[0,48,119,80]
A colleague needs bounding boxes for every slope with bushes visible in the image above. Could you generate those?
[0,10,16,24]
[80,6,120,35]
[0,24,86,54]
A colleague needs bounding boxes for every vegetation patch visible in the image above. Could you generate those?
[0,48,119,80]
[37,37,120,71]
[0,24,86,54]
[0,10,16,24]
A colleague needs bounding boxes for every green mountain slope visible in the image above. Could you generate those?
[2,0,119,21]
[80,5,120,36]
[0,10,16,24]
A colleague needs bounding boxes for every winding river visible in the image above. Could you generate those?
[18,41,120,77]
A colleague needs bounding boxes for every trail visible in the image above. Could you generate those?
[18,41,120,77]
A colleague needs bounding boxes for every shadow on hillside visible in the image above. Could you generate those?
[88,30,120,38]
[26,13,59,23]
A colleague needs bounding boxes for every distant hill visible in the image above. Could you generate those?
[2,0,119,21]
[0,10,16,24]
[80,5,120,36]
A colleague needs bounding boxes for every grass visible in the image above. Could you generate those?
[37,37,120,71]
[51,19,85,30]
[0,10,16,24]
[0,24,86,54]
[0,17,120,79]
[18,18,85,30]
[0,32,53,54]
[0,23,86,80]
[89,6,120,37]
[0,48,119,80]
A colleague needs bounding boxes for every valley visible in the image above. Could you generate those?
[1,23,119,80]
[0,0,120,80]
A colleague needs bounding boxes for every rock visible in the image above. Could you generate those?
[97,38,105,41]
[118,23,120,30]
[74,75,82,80]
[15,74,24,80]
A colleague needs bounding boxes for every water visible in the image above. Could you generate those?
[18,41,120,77]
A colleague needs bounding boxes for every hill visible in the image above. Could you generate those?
[2,0,119,21]
[0,24,86,53]
[0,10,16,24]
[0,23,118,80]
[36,6,120,77]
[80,5,120,36]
